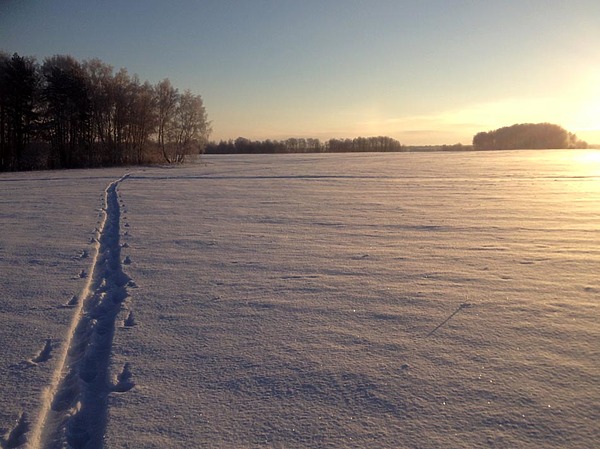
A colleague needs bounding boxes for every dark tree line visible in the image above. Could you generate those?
[0,52,210,171]
[206,137,321,154]
[326,136,404,152]
[206,135,404,154]
[472,123,587,151]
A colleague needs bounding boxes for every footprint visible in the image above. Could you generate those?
[66,295,79,307]
[123,256,132,265]
[66,414,91,449]
[113,363,135,392]
[72,250,88,260]
[1,412,29,449]
[351,254,370,260]
[123,311,136,328]
[31,339,53,364]
[79,357,98,383]
[78,269,87,279]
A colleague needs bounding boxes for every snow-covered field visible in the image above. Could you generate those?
[1,150,598,448]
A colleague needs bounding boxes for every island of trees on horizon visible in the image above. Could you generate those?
[0,52,590,172]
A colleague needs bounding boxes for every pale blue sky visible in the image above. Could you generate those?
[2,0,599,143]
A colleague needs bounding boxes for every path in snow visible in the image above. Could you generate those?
[27,175,135,449]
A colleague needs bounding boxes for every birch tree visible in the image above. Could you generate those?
[169,89,210,162]
[155,78,179,163]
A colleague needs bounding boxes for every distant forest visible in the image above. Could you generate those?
[205,138,473,154]
[205,136,408,154]
[0,52,210,172]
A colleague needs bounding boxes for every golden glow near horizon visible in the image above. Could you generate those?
[572,79,600,133]
[438,68,600,144]
[290,67,600,146]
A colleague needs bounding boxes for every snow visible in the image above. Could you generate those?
[1,151,599,448]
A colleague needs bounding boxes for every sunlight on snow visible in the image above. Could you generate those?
[567,149,600,177]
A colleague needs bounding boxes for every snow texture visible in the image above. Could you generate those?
[1,151,599,448]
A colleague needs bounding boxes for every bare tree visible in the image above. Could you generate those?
[83,58,114,164]
[155,78,179,163]
[42,55,92,168]
[129,79,157,164]
[0,53,40,170]
[168,89,210,162]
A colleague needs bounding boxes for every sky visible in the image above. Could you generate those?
[1,0,599,144]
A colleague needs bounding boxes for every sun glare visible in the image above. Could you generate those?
[571,150,600,178]
[576,150,600,164]
[570,97,600,132]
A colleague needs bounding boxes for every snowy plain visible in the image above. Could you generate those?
[0,150,599,448]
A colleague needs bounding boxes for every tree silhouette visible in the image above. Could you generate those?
[155,78,179,163]
[0,53,40,170]
[167,89,211,162]
[205,136,405,154]
[473,123,587,150]
[0,52,211,171]
[42,55,92,168]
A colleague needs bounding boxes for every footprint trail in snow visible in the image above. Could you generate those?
[28,174,134,449]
